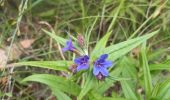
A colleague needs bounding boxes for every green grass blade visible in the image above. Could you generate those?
[152,78,170,99]
[150,59,170,70]
[42,29,66,45]
[156,78,170,99]
[151,82,161,98]
[119,57,137,99]
[14,61,72,72]
[121,80,138,100]
[141,42,153,99]
[107,0,125,32]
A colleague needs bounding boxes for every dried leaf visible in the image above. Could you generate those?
[0,49,7,69]
[20,39,35,48]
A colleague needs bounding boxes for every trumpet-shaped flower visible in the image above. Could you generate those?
[93,54,112,77]
[62,38,75,52]
[74,55,89,71]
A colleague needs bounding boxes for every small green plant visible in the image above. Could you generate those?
[14,29,162,100]
[1,0,170,100]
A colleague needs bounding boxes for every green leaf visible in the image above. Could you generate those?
[103,30,159,61]
[21,74,81,97]
[141,42,153,99]
[151,81,161,98]
[42,29,66,45]
[121,80,138,100]
[91,31,112,59]
[150,59,170,70]
[51,87,72,100]
[119,57,138,99]
[77,71,96,100]
[152,78,170,99]
[14,61,72,72]
[148,49,166,61]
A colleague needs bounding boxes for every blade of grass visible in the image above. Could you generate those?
[156,78,170,99]
[141,42,153,99]
[42,29,66,45]
[121,80,138,100]
[107,0,125,32]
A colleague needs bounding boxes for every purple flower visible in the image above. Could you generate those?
[93,54,112,77]
[62,38,75,52]
[74,55,89,71]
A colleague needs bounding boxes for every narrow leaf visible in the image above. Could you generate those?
[141,42,153,99]
[91,31,112,59]
[14,61,72,72]
[104,30,159,61]
[77,71,96,100]
[42,29,66,45]
[21,74,81,96]
[121,81,138,100]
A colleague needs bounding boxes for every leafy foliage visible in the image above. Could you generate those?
[1,0,170,100]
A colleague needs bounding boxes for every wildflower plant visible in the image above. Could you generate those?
[2,0,169,100]
[62,36,113,80]
[19,29,159,100]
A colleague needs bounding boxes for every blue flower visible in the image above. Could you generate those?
[74,55,89,71]
[62,38,75,52]
[93,54,112,77]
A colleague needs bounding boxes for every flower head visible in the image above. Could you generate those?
[74,55,89,71]
[62,38,75,52]
[93,54,112,78]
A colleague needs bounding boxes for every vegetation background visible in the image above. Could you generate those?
[0,0,170,100]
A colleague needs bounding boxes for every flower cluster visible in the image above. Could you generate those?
[62,35,113,80]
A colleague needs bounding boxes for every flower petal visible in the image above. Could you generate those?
[93,67,100,75]
[103,61,112,68]
[74,57,81,65]
[100,54,108,60]
[76,65,89,71]
[62,47,68,52]
[62,38,75,52]
[100,67,109,76]
[66,39,71,45]
[84,55,89,60]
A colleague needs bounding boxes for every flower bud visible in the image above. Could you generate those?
[69,64,77,74]
[96,72,105,81]
[77,34,85,48]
